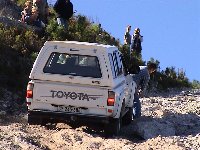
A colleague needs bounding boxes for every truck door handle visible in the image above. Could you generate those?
[92,81,100,84]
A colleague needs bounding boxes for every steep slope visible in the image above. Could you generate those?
[0,90,199,149]
[0,0,21,20]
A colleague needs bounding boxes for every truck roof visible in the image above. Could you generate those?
[44,41,117,50]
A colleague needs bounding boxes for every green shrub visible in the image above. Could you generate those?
[120,45,145,74]
[46,14,120,46]
[46,19,68,41]
[0,23,43,91]
[16,0,26,7]
[192,80,200,89]
[155,68,191,90]
[0,24,43,56]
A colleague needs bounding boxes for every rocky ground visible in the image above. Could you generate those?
[0,89,200,150]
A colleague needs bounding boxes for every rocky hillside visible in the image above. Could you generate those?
[0,89,199,150]
[0,0,42,32]
[0,0,21,20]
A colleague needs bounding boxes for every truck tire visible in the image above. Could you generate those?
[105,117,122,136]
[28,115,43,125]
[122,107,133,125]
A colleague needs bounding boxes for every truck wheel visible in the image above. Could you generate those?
[122,108,133,125]
[105,117,122,136]
[28,115,42,125]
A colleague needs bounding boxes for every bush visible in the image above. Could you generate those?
[120,45,145,74]
[192,80,200,89]
[155,70,191,90]
[46,19,69,41]
[0,23,43,55]
[16,0,26,7]
[46,14,120,46]
[0,23,43,92]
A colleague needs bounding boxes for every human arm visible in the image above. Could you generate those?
[139,74,150,97]
[139,35,143,42]
[124,32,128,44]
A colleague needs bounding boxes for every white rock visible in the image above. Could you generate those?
[133,119,176,140]
[0,111,6,115]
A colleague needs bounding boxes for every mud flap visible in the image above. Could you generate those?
[104,116,122,136]
[122,107,133,125]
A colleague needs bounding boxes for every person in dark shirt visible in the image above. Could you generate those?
[25,6,45,28]
[33,0,49,24]
[131,28,143,56]
[132,62,157,118]
[124,25,132,55]
[124,25,132,46]
[53,0,73,29]
[21,1,32,23]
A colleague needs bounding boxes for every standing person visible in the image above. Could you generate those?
[53,0,73,29]
[124,25,132,46]
[132,62,157,118]
[26,6,45,28]
[131,27,143,56]
[33,0,49,24]
[123,25,132,57]
[21,0,32,23]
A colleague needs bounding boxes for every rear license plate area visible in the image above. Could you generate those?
[57,106,81,113]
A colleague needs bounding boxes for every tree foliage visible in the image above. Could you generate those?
[0,23,43,92]
[192,80,200,89]
[46,14,120,46]
[145,58,191,90]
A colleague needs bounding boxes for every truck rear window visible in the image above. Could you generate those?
[43,53,102,78]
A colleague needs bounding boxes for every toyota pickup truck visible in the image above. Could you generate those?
[26,41,136,135]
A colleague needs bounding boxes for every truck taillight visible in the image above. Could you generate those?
[107,91,115,106]
[26,83,34,98]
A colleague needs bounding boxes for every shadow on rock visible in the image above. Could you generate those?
[39,111,200,141]
[159,111,200,136]
[0,114,28,126]
[121,111,200,141]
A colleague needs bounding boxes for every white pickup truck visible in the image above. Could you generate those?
[26,41,136,135]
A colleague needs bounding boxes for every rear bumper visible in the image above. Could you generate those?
[28,110,111,124]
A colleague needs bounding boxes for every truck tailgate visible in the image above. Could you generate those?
[32,81,108,109]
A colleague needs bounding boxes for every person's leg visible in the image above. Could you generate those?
[65,20,69,29]
[57,18,62,26]
[33,20,42,28]
[57,18,67,29]
[39,13,48,24]
[135,48,142,56]
[133,93,141,118]
[61,19,68,29]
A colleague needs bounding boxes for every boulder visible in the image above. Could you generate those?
[132,118,176,140]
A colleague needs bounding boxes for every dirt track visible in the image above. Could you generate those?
[0,89,200,150]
